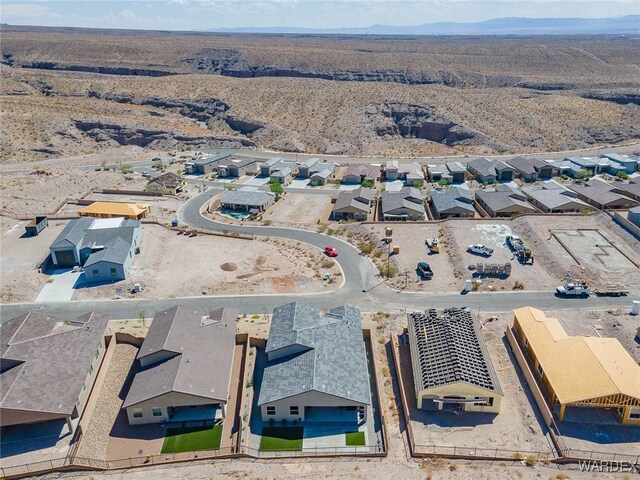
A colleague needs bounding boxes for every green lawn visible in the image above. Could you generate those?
[345,431,366,446]
[259,427,304,451]
[160,425,223,454]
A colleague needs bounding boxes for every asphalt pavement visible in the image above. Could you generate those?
[1,189,637,323]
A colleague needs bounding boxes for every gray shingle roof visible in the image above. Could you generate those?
[1,311,110,416]
[476,188,536,213]
[298,157,320,169]
[123,305,237,407]
[333,186,373,213]
[221,190,275,207]
[408,309,502,395]
[446,161,467,174]
[263,157,283,167]
[505,156,538,176]
[50,218,140,268]
[567,179,637,207]
[430,187,475,215]
[381,187,425,215]
[343,164,377,180]
[194,153,232,167]
[258,302,371,406]
[522,181,590,210]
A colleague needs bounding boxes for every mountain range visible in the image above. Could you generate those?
[206,15,640,35]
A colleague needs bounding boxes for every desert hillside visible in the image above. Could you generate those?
[1,26,639,162]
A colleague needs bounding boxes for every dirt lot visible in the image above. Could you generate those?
[487,309,640,458]
[364,220,558,293]
[72,224,340,300]
[398,323,553,455]
[0,218,66,303]
[512,213,640,291]
[263,192,332,226]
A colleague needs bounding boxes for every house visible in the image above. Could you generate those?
[257,302,371,423]
[342,165,377,184]
[331,186,374,221]
[79,202,149,220]
[612,177,640,201]
[144,172,184,195]
[429,187,475,219]
[546,159,582,177]
[309,165,336,185]
[217,158,259,178]
[567,179,638,210]
[475,186,537,217]
[602,153,639,174]
[1,311,110,433]
[506,156,555,181]
[260,157,283,177]
[408,309,502,413]
[297,157,321,178]
[522,180,591,213]
[467,158,515,183]
[123,305,237,425]
[381,187,426,221]
[564,156,611,175]
[185,153,232,175]
[427,164,453,183]
[49,217,142,282]
[445,162,467,183]
[385,161,400,181]
[220,190,275,213]
[512,307,640,424]
[270,167,293,185]
[405,163,425,185]
[628,206,640,227]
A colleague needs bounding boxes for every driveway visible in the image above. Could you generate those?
[34,269,82,303]
[289,178,310,188]
[382,180,404,192]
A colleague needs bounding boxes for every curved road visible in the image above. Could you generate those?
[0,190,638,322]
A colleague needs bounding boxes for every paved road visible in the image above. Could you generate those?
[2,190,637,322]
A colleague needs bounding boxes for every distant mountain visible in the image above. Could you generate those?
[206,15,640,35]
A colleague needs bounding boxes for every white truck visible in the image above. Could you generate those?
[555,281,590,297]
[467,244,494,257]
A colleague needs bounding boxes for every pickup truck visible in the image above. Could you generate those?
[467,244,494,257]
[555,282,590,297]
[417,262,433,279]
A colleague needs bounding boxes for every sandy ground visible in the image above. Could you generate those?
[0,218,66,302]
[264,192,332,226]
[512,213,640,290]
[0,167,135,218]
[72,225,340,300]
[398,322,553,455]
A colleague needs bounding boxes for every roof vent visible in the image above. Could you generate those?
[210,388,215,393]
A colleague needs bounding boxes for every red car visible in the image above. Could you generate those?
[324,246,338,257]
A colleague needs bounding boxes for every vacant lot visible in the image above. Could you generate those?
[0,218,66,303]
[398,321,553,455]
[513,213,640,290]
[488,309,640,458]
[264,193,332,226]
[72,224,340,300]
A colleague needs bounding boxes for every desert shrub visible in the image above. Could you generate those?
[321,259,335,269]
[513,280,524,290]
[358,241,376,255]
[524,455,538,466]
[378,266,398,277]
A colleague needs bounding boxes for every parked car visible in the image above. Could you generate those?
[324,246,338,257]
[467,244,494,257]
[417,262,433,279]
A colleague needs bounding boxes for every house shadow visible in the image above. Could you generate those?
[0,419,70,458]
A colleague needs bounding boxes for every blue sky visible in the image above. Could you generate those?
[1,1,638,31]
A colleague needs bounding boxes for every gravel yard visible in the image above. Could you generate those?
[76,343,139,462]
[72,224,340,300]
[0,219,66,303]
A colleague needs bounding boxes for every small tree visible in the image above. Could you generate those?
[437,179,449,186]
[616,171,629,180]
[269,181,284,195]
[574,169,592,181]
[361,179,375,188]
[412,180,424,189]
[138,309,146,327]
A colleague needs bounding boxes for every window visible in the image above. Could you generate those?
[110,268,117,277]
[89,364,93,375]
[95,348,100,359]
[289,406,299,416]
[93,270,99,278]
[133,409,143,418]
[266,406,276,416]
[523,338,528,348]
[630,413,640,419]
[536,363,544,377]
[487,397,494,407]
[152,407,162,417]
